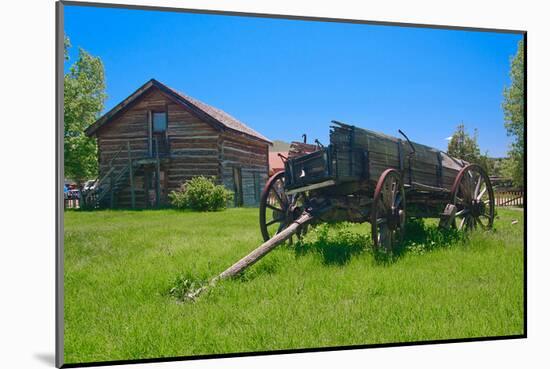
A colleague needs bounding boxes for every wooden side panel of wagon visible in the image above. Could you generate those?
[329,122,466,191]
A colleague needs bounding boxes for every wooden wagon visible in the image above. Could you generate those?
[259,121,495,251]
[187,121,496,299]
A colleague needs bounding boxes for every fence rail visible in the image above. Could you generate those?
[64,197,80,209]
[494,189,524,207]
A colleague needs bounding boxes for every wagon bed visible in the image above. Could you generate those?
[284,121,467,194]
[258,121,495,251]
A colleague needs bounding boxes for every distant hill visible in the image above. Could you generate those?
[270,140,291,153]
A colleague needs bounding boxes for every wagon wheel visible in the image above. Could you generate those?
[371,169,406,251]
[259,171,308,242]
[450,164,495,231]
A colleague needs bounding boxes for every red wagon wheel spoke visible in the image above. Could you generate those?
[259,171,308,242]
[271,185,286,206]
[474,175,482,198]
[266,217,285,227]
[477,214,492,228]
[450,164,495,232]
[389,179,398,209]
[458,216,467,230]
[371,169,406,251]
[477,186,487,201]
[260,172,290,241]
[266,203,283,212]
[476,217,485,228]
[455,208,469,217]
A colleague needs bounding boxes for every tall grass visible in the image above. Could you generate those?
[64,208,524,364]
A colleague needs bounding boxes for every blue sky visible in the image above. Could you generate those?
[64,5,523,157]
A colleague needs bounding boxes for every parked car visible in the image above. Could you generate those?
[83,179,98,192]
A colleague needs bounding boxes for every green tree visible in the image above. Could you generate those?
[64,36,106,184]
[502,39,525,187]
[447,123,492,174]
[447,123,481,162]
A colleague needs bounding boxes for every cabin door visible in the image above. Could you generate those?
[233,167,243,207]
[145,168,165,208]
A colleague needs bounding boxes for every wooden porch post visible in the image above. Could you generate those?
[147,110,153,157]
[109,172,115,208]
[155,138,161,208]
[127,141,135,209]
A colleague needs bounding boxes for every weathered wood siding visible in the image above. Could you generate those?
[220,132,269,206]
[94,85,269,208]
[96,88,159,208]
[330,123,464,189]
[166,100,221,192]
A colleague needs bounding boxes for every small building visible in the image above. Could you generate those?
[84,78,271,208]
[268,152,286,176]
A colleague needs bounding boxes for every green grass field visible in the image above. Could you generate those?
[63,207,524,364]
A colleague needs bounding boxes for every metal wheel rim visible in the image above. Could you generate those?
[450,164,495,231]
[259,171,290,241]
[371,169,406,251]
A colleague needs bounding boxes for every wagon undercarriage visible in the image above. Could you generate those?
[259,121,495,251]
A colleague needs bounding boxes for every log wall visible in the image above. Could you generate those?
[96,89,161,208]
[165,98,220,193]
[220,132,269,207]
[94,86,269,208]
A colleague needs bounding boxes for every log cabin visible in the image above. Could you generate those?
[84,78,271,208]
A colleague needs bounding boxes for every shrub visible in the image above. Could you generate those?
[168,272,207,302]
[169,176,233,211]
[295,223,370,265]
[403,218,464,255]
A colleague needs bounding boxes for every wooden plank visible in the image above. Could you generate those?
[127,141,135,209]
[330,123,465,189]
[147,110,152,157]
[155,139,161,208]
[186,211,315,301]
[286,179,337,195]
[411,181,450,193]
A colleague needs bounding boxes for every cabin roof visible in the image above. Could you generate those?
[85,78,271,144]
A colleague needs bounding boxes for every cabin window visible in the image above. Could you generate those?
[152,112,167,133]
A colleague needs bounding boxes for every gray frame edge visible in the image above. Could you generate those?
[55,1,65,367]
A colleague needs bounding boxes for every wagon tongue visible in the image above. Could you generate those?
[185,210,316,301]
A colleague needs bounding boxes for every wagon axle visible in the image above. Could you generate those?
[469,199,485,217]
[386,209,405,230]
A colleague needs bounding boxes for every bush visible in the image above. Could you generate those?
[168,272,207,302]
[294,223,370,265]
[169,176,233,211]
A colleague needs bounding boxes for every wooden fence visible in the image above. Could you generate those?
[494,189,524,207]
[64,197,80,209]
